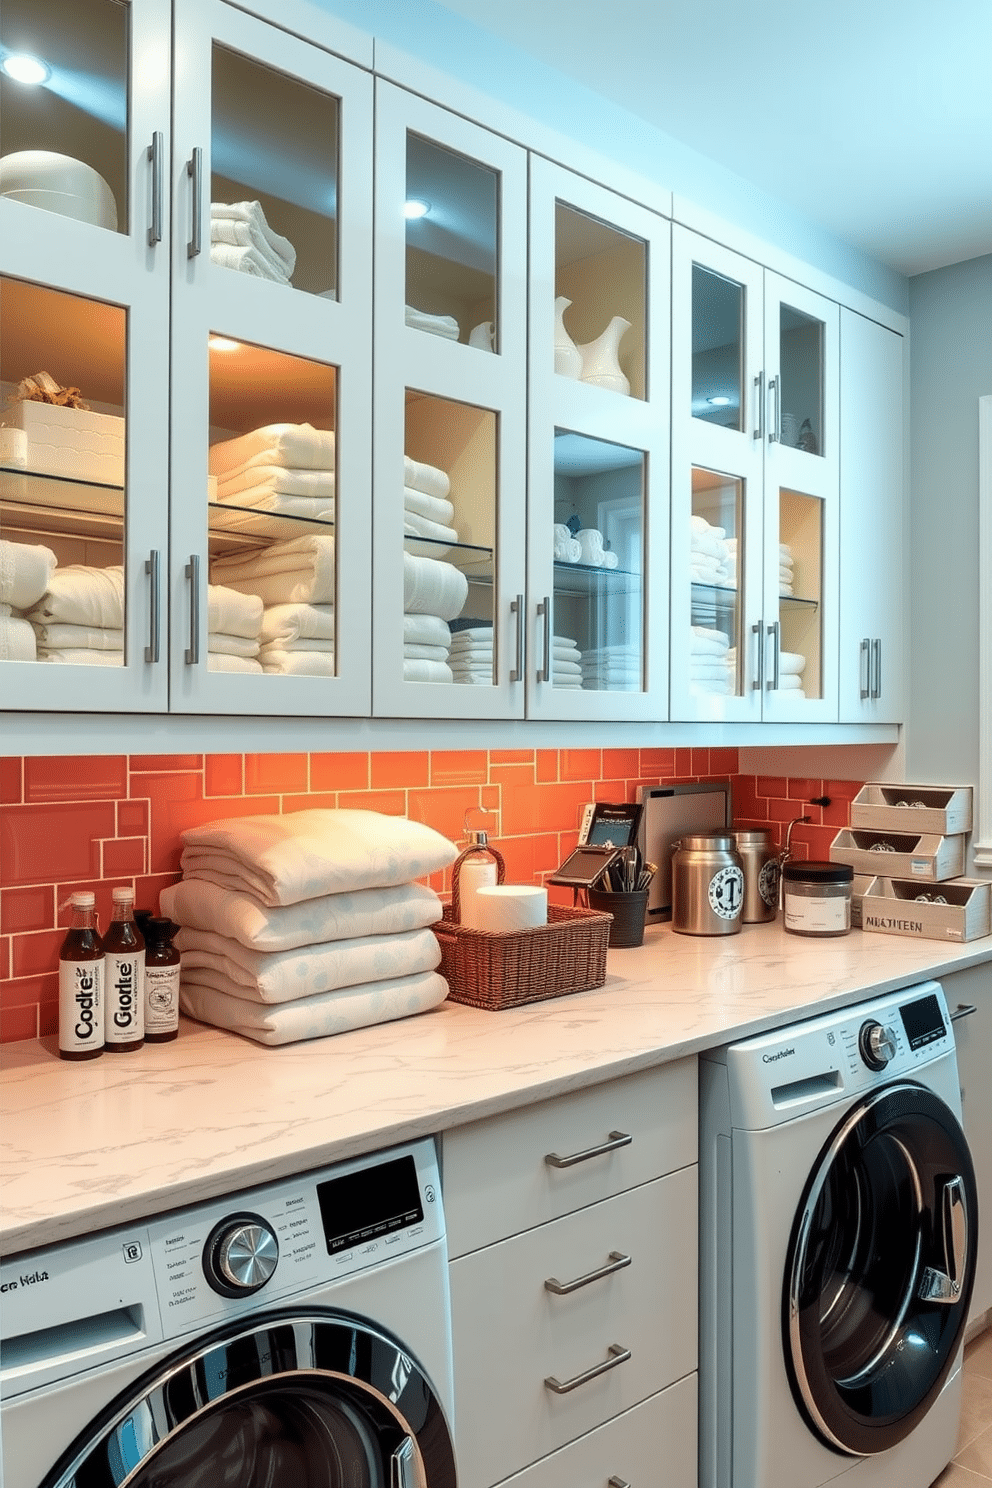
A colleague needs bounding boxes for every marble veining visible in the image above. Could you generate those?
[2,923,990,1256]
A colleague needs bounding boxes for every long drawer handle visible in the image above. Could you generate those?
[545,1250,631,1296]
[544,1343,631,1395]
[609,1479,631,1488]
[950,1004,978,1023]
[545,1131,632,1169]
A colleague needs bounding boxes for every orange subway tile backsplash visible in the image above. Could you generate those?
[0,745,868,1045]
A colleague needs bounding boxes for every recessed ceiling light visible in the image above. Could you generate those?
[208,336,241,352]
[404,198,430,220]
[1,53,51,85]
[707,395,732,407]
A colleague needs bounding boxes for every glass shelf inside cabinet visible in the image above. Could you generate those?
[211,47,340,298]
[208,502,335,552]
[554,204,645,400]
[405,135,498,352]
[0,0,128,236]
[2,466,123,542]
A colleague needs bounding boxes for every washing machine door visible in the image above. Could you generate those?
[39,1309,456,1488]
[783,1079,978,1458]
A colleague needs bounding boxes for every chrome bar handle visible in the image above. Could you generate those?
[187,147,203,259]
[768,374,780,442]
[751,622,764,691]
[545,1251,631,1296]
[509,594,524,683]
[390,1436,417,1488]
[544,1344,631,1395]
[919,1175,968,1305]
[767,619,780,691]
[537,595,551,683]
[950,1004,978,1023]
[753,371,764,441]
[185,554,201,665]
[608,1479,631,1488]
[147,132,164,247]
[859,638,871,700]
[545,1130,632,1169]
[871,637,882,700]
[144,549,161,663]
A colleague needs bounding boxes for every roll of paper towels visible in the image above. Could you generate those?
[463,884,548,932]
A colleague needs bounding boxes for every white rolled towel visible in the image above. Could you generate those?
[779,651,806,675]
[25,565,124,629]
[206,654,263,674]
[180,968,448,1046]
[404,456,450,500]
[690,626,730,656]
[260,603,334,646]
[403,614,451,648]
[404,306,460,340]
[403,511,460,543]
[211,201,296,274]
[207,584,263,639]
[552,659,582,676]
[211,536,335,606]
[209,424,336,479]
[39,649,124,666]
[160,877,443,952]
[30,622,123,651]
[207,631,260,658]
[404,642,450,662]
[260,649,335,676]
[402,553,468,621]
[0,615,36,661]
[404,659,453,683]
[404,486,455,525]
[209,242,290,283]
[0,540,56,610]
[775,674,805,691]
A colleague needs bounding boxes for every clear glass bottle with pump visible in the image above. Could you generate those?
[143,917,181,1043]
[104,886,145,1052]
[59,892,105,1062]
[451,808,505,925]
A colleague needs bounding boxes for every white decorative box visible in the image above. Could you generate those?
[5,400,125,486]
[860,877,991,943]
[849,782,973,836]
[830,828,967,882]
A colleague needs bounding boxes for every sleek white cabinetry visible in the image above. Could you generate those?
[943,964,992,1325]
[444,1060,697,1488]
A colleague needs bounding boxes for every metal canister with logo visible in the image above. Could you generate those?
[671,832,744,936]
[732,827,780,922]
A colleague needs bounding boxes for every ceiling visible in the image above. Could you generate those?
[434,0,992,278]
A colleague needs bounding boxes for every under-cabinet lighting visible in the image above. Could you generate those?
[707,395,732,407]
[208,336,242,353]
[404,198,430,220]
[1,53,51,85]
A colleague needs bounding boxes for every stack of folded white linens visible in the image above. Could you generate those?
[447,624,493,685]
[777,649,807,696]
[25,563,124,665]
[209,535,338,676]
[581,645,640,691]
[161,808,458,1046]
[405,306,460,340]
[552,635,583,689]
[0,538,55,662]
[404,455,459,555]
[689,624,732,697]
[209,422,336,526]
[210,201,296,285]
[402,550,467,683]
[207,584,263,674]
[258,601,337,676]
[691,515,732,587]
[779,543,796,596]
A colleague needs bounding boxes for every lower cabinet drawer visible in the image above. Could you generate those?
[450,1166,698,1488]
[494,1374,697,1488]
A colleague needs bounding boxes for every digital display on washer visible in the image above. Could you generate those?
[899,992,947,1051]
[316,1155,424,1254]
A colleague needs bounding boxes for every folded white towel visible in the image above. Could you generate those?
[259,636,334,656]
[24,564,124,629]
[403,554,468,621]
[207,631,260,658]
[405,306,460,340]
[691,516,726,538]
[260,649,335,675]
[207,654,263,673]
[779,651,806,676]
[179,809,457,907]
[449,653,493,671]
[775,674,805,691]
[690,661,733,681]
[217,466,335,504]
[551,658,582,677]
[180,968,448,1045]
[216,492,335,525]
[404,457,450,501]
[207,584,263,639]
[779,583,794,597]
[690,626,730,656]
[175,924,441,1004]
[210,424,336,479]
[211,201,296,272]
[0,540,56,610]
[554,645,582,663]
[403,511,460,544]
[403,642,450,662]
[555,676,584,688]
[403,486,455,526]
[449,666,493,682]
[257,603,334,646]
[448,625,493,643]
[553,635,578,649]
[160,877,443,952]
[448,636,493,654]
[403,614,451,648]
[0,615,36,661]
[403,659,453,683]
[582,645,638,659]
[38,648,124,666]
[690,533,729,561]
[210,241,291,283]
[30,622,124,651]
[211,536,335,606]
[779,544,794,560]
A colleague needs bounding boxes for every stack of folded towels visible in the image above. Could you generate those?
[404,455,459,553]
[553,524,582,563]
[779,543,796,596]
[207,585,263,674]
[210,535,337,675]
[778,649,807,696]
[160,809,458,1046]
[447,624,493,685]
[402,550,467,683]
[0,539,55,662]
[210,201,296,286]
[209,422,336,526]
[691,515,732,587]
[26,563,124,665]
[581,644,640,691]
[405,306,459,340]
[552,634,583,689]
[689,625,732,697]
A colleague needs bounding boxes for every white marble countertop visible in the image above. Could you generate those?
[3,922,991,1257]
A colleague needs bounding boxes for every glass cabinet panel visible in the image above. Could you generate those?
[554,205,646,400]
[211,45,340,297]
[689,468,741,699]
[404,135,499,352]
[0,0,128,235]
[553,431,644,691]
[779,304,825,454]
[691,266,744,430]
[1,275,127,666]
[777,487,823,700]
[402,392,496,683]
[206,336,337,677]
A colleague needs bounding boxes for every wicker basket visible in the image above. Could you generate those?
[434,903,612,1011]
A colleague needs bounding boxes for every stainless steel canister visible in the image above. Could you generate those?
[671,833,744,935]
[731,827,779,922]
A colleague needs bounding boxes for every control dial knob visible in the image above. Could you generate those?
[859,1019,898,1072]
[203,1212,279,1297]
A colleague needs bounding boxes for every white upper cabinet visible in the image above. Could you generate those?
[169,0,373,715]
[527,159,671,722]
[0,0,171,712]
[670,227,840,724]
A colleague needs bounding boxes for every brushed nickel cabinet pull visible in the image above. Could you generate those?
[187,147,203,259]
[144,549,160,663]
[510,593,524,683]
[185,554,201,665]
[544,1343,631,1395]
[545,1130,632,1169]
[147,132,164,247]
[545,1250,631,1295]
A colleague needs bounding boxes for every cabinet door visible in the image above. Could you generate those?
[372,83,528,718]
[0,0,171,711]
[838,309,905,722]
[942,965,992,1324]
[169,0,372,715]
[527,159,671,721]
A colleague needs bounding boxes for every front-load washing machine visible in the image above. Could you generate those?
[0,1137,457,1488]
[700,980,977,1488]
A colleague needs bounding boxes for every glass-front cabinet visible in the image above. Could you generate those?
[527,159,670,721]
[170,0,372,714]
[670,226,839,722]
[372,84,527,718]
[0,0,171,711]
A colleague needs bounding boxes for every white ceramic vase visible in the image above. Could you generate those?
[554,296,583,379]
[469,320,495,351]
[578,315,631,396]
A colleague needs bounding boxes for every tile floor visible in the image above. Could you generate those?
[935,1330,992,1484]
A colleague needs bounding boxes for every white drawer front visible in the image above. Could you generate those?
[450,1167,697,1488]
[443,1059,697,1256]
[494,1374,697,1488]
